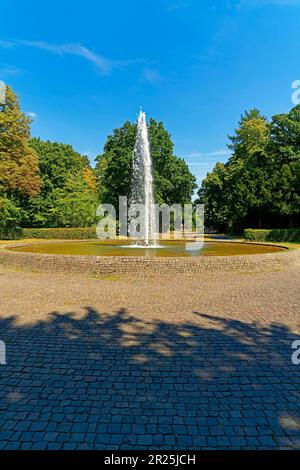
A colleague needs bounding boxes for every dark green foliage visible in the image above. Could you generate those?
[1,87,196,236]
[244,228,300,242]
[0,226,23,239]
[0,85,99,232]
[95,118,196,209]
[0,196,21,227]
[22,227,98,239]
[198,106,300,232]
[22,138,98,228]
[2,84,299,238]
[0,196,22,238]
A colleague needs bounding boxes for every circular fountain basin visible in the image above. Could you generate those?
[8,239,286,257]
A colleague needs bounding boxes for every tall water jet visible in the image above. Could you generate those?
[129,110,157,246]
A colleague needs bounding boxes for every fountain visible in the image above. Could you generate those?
[128,110,157,246]
[5,109,287,266]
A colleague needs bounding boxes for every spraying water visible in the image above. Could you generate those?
[129,110,157,246]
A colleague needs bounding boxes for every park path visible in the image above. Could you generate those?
[0,257,299,449]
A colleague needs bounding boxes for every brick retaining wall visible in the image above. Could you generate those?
[0,242,297,276]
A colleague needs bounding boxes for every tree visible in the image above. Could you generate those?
[0,85,40,198]
[198,106,300,232]
[0,196,21,229]
[21,139,98,227]
[228,108,270,158]
[53,175,98,227]
[197,163,229,232]
[226,110,272,230]
[269,105,300,164]
[95,122,136,208]
[95,118,196,209]
[269,105,300,227]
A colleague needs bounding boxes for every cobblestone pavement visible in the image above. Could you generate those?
[0,255,299,450]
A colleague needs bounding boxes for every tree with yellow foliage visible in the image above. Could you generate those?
[0,85,40,197]
[0,85,40,235]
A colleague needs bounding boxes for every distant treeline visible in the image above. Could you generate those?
[0,85,299,235]
[197,108,300,233]
[0,85,195,231]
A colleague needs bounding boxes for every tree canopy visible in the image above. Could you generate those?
[0,86,40,228]
[197,106,300,232]
[0,86,197,231]
[1,84,299,234]
[0,86,40,198]
[95,118,197,209]
[21,138,98,227]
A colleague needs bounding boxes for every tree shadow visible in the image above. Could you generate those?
[0,307,299,450]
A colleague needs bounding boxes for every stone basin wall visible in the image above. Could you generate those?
[0,242,296,276]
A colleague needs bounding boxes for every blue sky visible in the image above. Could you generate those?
[1,0,300,189]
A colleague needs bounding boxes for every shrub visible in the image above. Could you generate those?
[0,197,22,239]
[0,197,21,227]
[0,226,23,240]
[22,227,98,239]
[244,229,270,241]
[244,228,300,242]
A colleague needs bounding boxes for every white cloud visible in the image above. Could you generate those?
[0,40,14,48]
[27,112,37,120]
[0,64,25,77]
[0,40,133,76]
[166,1,191,11]
[143,68,161,83]
[185,149,231,159]
[20,41,128,76]
[237,0,300,6]
[197,53,232,67]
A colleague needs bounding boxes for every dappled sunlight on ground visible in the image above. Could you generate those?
[0,257,299,449]
[0,307,299,449]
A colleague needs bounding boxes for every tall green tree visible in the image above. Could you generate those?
[197,106,300,232]
[269,105,300,164]
[197,163,229,232]
[226,109,272,230]
[269,105,300,227]
[95,118,196,209]
[21,138,98,227]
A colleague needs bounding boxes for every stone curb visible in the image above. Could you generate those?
[0,242,297,276]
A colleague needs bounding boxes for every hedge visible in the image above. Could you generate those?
[244,228,300,242]
[22,227,98,239]
[0,227,23,240]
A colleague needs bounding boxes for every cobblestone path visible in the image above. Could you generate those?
[0,256,299,449]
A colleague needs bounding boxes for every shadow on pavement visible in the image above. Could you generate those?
[0,307,299,449]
